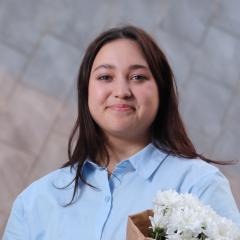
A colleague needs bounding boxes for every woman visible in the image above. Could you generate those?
[3,25,240,239]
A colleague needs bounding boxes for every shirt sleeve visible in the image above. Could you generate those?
[2,195,29,240]
[190,169,240,225]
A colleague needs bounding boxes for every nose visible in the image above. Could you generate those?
[113,79,132,99]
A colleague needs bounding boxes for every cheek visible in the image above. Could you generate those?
[88,83,109,108]
[137,84,159,108]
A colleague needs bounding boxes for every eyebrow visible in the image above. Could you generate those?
[93,64,149,72]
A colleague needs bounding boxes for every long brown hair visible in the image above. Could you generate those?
[62,25,224,205]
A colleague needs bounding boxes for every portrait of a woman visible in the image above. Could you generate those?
[3,25,240,239]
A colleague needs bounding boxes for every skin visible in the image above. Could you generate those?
[88,39,159,172]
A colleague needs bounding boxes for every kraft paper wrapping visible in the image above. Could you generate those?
[126,209,154,240]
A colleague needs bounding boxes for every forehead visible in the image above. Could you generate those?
[92,39,148,69]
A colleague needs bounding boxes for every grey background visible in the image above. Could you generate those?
[0,0,240,235]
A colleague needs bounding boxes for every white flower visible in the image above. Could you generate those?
[149,190,240,240]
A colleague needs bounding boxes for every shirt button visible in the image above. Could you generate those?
[105,195,111,203]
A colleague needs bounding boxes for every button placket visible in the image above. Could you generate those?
[96,167,112,239]
[104,195,111,203]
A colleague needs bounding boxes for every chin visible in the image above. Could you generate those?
[106,128,134,138]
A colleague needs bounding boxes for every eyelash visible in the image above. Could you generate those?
[130,74,148,81]
[97,74,148,81]
[97,75,112,81]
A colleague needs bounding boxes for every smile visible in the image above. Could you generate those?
[108,104,135,112]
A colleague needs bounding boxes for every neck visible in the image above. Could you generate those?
[103,134,150,170]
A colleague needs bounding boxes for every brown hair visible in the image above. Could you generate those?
[62,25,223,205]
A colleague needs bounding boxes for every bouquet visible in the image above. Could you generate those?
[127,190,240,240]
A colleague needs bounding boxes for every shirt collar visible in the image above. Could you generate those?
[82,143,169,179]
[128,143,169,179]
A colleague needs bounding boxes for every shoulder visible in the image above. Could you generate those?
[3,166,77,238]
[150,144,226,184]
[164,154,234,201]
[155,148,222,178]
[154,149,229,190]
[157,154,240,223]
[171,155,221,176]
[16,166,76,207]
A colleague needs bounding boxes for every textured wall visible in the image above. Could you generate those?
[1,0,240,235]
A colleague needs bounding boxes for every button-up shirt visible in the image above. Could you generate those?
[3,143,240,239]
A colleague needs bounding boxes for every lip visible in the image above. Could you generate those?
[108,104,135,112]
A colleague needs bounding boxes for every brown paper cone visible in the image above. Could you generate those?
[126,209,154,240]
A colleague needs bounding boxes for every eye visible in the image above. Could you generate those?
[131,74,148,81]
[97,75,112,81]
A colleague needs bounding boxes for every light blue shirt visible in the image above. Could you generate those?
[3,143,240,239]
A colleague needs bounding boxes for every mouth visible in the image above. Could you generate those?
[108,104,135,112]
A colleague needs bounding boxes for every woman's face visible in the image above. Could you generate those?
[88,39,159,141]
